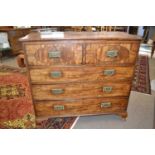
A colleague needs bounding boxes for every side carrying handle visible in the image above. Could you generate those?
[16,54,26,68]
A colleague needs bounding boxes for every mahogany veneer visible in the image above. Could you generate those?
[20,31,141,120]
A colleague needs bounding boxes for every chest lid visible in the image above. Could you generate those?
[19,31,141,42]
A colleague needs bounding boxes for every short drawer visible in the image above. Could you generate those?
[32,82,131,100]
[85,43,139,65]
[34,97,128,117]
[30,66,135,84]
[25,42,83,65]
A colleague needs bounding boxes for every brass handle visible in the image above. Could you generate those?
[54,105,64,111]
[103,86,113,92]
[48,51,61,58]
[104,69,115,76]
[106,50,118,58]
[101,102,111,108]
[51,89,64,94]
[50,71,62,78]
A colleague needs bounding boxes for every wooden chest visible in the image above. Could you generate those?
[20,32,141,120]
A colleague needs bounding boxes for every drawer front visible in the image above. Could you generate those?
[85,43,139,64]
[32,82,131,100]
[25,42,83,65]
[30,66,135,84]
[34,97,128,117]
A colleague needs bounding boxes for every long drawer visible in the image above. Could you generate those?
[30,66,135,84]
[32,82,131,100]
[34,97,128,117]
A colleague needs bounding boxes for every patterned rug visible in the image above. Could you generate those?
[0,55,151,129]
[36,117,78,129]
[131,55,151,94]
[0,65,36,129]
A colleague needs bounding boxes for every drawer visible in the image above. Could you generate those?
[25,42,83,65]
[85,43,139,65]
[32,82,131,100]
[34,97,128,117]
[30,66,135,84]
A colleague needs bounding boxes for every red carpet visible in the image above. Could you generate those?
[36,117,77,129]
[0,65,36,129]
[131,55,151,94]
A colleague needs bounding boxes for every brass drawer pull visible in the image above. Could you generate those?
[101,102,112,108]
[51,89,64,94]
[54,105,64,111]
[104,69,115,76]
[48,51,61,58]
[50,71,62,78]
[106,50,118,58]
[103,86,113,92]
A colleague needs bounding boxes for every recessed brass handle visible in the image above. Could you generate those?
[106,50,118,58]
[103,86,113,92]
[51,89,64,94]
[101,102,112,108]
[54,105,64,111]
[50,71,62,78]
[104,69,115,76]
[48,51,61,58]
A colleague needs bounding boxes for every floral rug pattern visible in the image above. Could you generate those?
[0,65,35,129]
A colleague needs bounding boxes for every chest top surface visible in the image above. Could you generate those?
[19,31,141,42]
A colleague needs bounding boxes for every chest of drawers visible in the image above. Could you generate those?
[20,32,141,120]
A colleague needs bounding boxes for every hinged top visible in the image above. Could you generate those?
[19,31,141,42]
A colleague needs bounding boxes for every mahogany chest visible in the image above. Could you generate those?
[20,31,141,120]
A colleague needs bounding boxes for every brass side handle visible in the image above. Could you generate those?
[106,50,118,58]
[104,69,115,76]
[51,89,64,94]
[50,71,62,78]
[48,51,61,58]
[103,86,113,92]
[16,54,26,68]
[101,102,112,108]
[54,105,64,111]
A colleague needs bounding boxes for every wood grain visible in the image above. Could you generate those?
[32,82,131,100]
[20,32,141,119]
[19,31,141,42]
[25,41,140,66]
[29,66,135,84]
[25,43,83,65]
[85,43,139,64]
[34,97,128,117]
